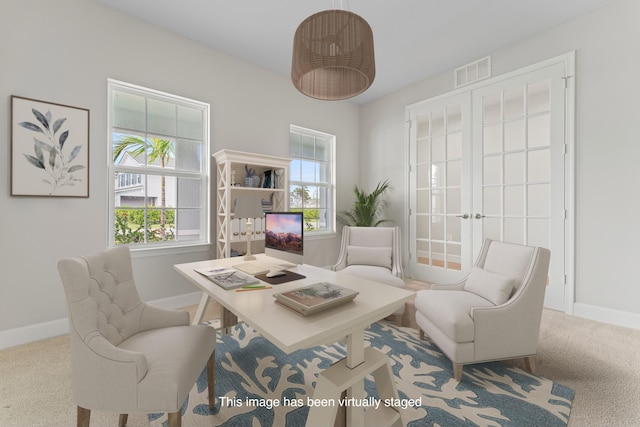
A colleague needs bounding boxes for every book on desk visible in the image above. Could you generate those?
[273,282,358,316]
[195,267,259,290]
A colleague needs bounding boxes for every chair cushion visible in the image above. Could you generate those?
[340,265,405,314]
[347,245,392,269]
[414,290,494,343]
[464,266,515,305]
[118,324,216,411]
[341,265,405,288]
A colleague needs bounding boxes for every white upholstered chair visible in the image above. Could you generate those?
[415,239,550,382]
[332,225,406,324]
[57,246,216,427]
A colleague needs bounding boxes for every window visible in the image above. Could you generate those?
[289,125,335,235]
[108,80,209,248]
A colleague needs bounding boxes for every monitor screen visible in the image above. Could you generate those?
[264,212,304,265]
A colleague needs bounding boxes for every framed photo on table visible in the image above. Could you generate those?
[11,95,90,197]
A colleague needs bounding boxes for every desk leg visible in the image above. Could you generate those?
[192,293,210,325]
[345,330,365,427]
[221,306,238,334]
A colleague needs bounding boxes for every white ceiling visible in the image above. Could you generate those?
[96,0,614,104]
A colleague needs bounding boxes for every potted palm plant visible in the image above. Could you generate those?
[341,179,393,227]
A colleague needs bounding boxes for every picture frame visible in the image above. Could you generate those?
[11,95,90,197]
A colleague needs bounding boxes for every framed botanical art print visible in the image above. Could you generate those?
[11,95,90,197]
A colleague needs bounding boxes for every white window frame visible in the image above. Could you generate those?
[289,125,336,237]
[107,79,210,251]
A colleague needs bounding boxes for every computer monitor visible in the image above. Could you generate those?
[264,212,304,265]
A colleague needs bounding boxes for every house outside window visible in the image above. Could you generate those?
[289,125,335,235]
[108,80,209,248]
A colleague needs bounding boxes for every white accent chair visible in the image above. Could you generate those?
[332,225,406,324]
[415,239,550,382]
[57,246,216,427]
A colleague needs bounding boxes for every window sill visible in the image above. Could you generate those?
[128,243,212,258]
[304,231,337,241]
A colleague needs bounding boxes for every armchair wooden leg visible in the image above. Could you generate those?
[207,350,216,410]
[168,411,182,427]
[77,406,90,427]
[118,414,128,427]
[524,356,537,374]
[453,363,463,382]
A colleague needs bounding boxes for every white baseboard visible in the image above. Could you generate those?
[0,292,204,351]
[573,303,640,330]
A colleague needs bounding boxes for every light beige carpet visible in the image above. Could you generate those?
[1,305,639,426]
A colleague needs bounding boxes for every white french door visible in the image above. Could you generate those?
[408,56,572,311]
[408,93,473,284]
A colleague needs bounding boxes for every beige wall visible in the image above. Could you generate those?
[0,0,358,345]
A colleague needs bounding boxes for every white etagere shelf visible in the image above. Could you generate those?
[213,149,290,259]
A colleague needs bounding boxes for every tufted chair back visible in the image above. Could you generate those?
[59,246,145,347]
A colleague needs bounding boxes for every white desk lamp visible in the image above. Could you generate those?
[234,196,264,260]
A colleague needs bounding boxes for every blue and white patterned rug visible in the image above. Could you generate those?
[150,322,573,426]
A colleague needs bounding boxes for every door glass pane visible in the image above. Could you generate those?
[432,242,444,266]
[431,188,444,214]
[528,80,550,114]
[416,240,429,265]
[504,119,525,151]
[446,217,461,244]
[504,185,524,216]
[447,160,461,187]
[528,149,550,182]
[432,109,445,136]
[416,189,430,213]
[528,115,550,148]
[432,136,446,162]
[448,133,462,159]
[446,243,462,270]
[484,217,501,241]
[416,164,430,188]
[483,155,502,185]
[504,87,524,119]
[483,124,502,154]
[431,163,445,189]
[504,218,524,244]
[504,152,525,184]
[446,187,461,213]
[432,216,444,240]
[417,139,430,163]
[483,187,501,215]
[416,216,429,239]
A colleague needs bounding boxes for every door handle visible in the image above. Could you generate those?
[456,214,470,219]
[474,213,486,219]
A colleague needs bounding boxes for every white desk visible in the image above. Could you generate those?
[174,254,414,427]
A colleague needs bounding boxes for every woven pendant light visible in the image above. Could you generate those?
[291,9,375,100]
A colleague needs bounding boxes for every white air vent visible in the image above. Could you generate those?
[455,56,491,88]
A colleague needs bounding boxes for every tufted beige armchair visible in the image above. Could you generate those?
[415,239,550,382]
[57,246,216,427]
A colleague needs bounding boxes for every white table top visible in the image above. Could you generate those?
[174,254,414,353]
